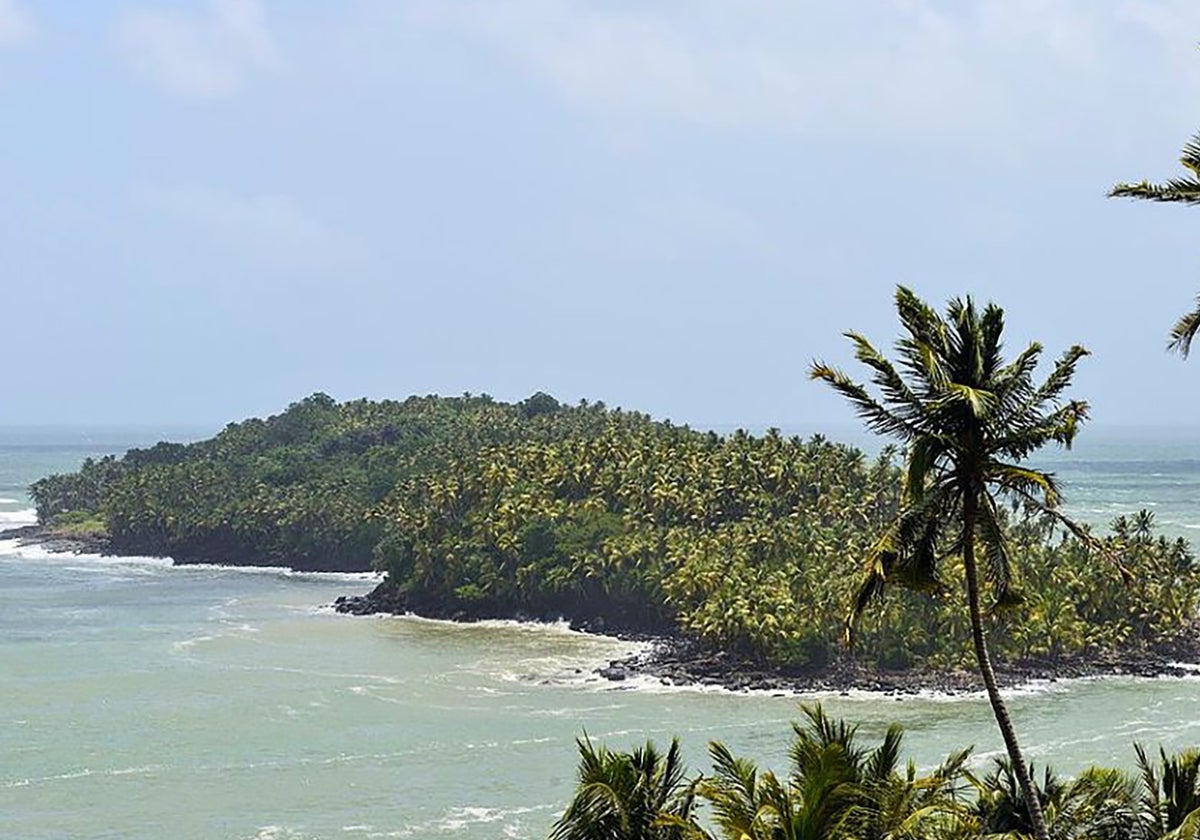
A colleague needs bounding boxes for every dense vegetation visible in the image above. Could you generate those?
[28,391,1200,674]
[550,704,1200,840]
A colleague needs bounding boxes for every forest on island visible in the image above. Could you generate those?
[28,389,1200,674]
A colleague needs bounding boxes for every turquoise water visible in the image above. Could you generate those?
[3,428,1200,839]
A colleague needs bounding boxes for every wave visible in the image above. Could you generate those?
[2,763,166,789]
[0,537,382,583]
[0,508,36,526]
[371,612,580,634]
[0,538,172,568]
[365,804,555,839]
[169,563,382,583]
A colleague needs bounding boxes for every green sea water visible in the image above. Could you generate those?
[4,428,1200,839]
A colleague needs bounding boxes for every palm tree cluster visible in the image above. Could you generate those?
[551,705,1200,840]
[374,403,1196,672]
[28,391,625,570]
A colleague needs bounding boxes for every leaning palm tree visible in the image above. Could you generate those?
[550,735,700,840]
[1110,131,1200,356]
[810,286,1094,840]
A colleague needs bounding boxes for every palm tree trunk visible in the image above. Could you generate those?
[961,494,1051,840]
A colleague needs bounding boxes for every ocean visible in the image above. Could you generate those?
[3,427,1200,839]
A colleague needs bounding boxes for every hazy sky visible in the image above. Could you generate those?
[4,1,1200,431]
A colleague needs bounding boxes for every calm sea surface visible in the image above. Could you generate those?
[4,427,1200,839]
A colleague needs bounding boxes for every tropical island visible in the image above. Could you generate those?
[16,361,1200,693]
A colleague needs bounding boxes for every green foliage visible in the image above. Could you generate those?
[28,392,618,571]
[550,736,696,840]
[45,510,108,539]
[553,707,1200,839]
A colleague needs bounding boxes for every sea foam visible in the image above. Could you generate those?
[0,534,382,582]
[0,507,36,526]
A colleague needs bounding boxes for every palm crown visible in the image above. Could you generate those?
[811,286,1091,631]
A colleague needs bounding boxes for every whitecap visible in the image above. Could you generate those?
[390,804,555,838]
[169,563,382,583]
[0,539,171,568]
[172,635,217,652]
[0,507,36,526]
[0,538,382,582]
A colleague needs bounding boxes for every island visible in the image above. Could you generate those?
[16,392,1200,693]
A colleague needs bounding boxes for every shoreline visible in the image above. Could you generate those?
[594,636,1200,697]
[0,524,381,581]
[8,524,1199,697]
[333,581,1200,696]
[0,523,111,556]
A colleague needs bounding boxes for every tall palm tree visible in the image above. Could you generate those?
[1110,131,1200,356]
[810,286,1094,840]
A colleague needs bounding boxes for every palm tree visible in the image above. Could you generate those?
[699,704,972,840]
[810,286,1094,840]
[1109,131,1200,356]
[550,735,700,840]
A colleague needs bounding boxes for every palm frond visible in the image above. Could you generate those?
[844,482,954,645]
[846,331,926,419]
[1110,178,1200,204]
[810,362,921,442]
[1030,346,1091,409]
[976,492,1014,610]
[1169,298,1200,358]
[989,463,1062,508]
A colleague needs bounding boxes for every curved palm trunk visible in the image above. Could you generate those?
[962,496,1050,840]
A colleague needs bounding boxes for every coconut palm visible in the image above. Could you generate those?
[1109,131,1200,356]
[810,286,1094,840]
[699,704,973,840]
[550,735,700,840]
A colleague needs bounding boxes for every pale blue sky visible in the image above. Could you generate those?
[3,1,1200,431]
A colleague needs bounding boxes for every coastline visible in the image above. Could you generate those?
[333,580,1200,696]
[8,524,1199,697]
[0,523,110,556]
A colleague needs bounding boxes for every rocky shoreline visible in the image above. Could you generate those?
[591,636,1200,696]
[0,524,112,556]
[333,580,1200,696]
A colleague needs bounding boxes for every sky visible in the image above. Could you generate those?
[3,1,1200,432]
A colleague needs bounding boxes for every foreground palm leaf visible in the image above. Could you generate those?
[810,286,1093,840]
[550,735,699,840]
[1110,132,1200,356]
[699,704,973,840]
